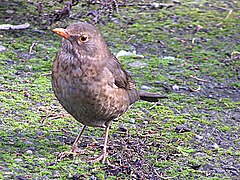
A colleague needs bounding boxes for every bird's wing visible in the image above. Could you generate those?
[106,56,139,104]
[106,56,135,90]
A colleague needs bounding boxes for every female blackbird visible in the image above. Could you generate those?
[52,22,165,163]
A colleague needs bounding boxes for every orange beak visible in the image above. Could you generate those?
[52,28,70,40]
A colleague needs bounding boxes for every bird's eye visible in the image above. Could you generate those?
[79,34,88,42]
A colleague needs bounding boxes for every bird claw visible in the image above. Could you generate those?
[88,151,108,164]
[57,146,84,160]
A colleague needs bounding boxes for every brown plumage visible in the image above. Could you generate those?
[52,22,166,163]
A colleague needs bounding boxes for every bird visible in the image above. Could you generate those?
[52,22,166,163]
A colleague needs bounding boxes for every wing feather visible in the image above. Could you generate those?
[106,56,139,104]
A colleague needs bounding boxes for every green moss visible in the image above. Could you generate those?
[0,0,239,179]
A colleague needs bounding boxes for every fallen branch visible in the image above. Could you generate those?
[29,43,36,54]
[41,72,52,76]
[216,9,233,26]
[188,86,201,92]
[190,75,208,82]
[0,23,30,30]
[127,3,176,8]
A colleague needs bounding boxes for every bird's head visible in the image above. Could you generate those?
[52,22,110,60]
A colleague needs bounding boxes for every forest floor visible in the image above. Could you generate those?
[0,0,239,179]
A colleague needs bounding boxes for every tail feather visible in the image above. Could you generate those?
[138,91,167,102]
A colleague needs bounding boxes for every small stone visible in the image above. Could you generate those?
[172,84,179,91]
[24,91,30,97]
[0,45,7,52]
[116,50,144,58]
[33,29,46,34]
[140,85,152,90]
[212,143,219,149]
[90,175,97,180]
[52,170,60,178]
[175,124,191,133]
[3,171,14,175]
[26,65,33,71]
[214,168,225,174]
[1,166,10,171]
[195,135,203,140]
[162,56,176,60]
[204,163,215,169]
[26,150,33,155]
[15,158,23,163]
[143,120,148,124]
[194,152,207,157]
[190,164,201,170]
[118,125,128,132]
[128,61,148,68]
[6,10,15,14]
[152,3,160,8]
[53,152,59,156]
[129,118,135,124]
[24,140,33,145]
[73,174,82,180]
[39,158,46,161]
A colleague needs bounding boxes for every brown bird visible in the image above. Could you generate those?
[52,22,166,163]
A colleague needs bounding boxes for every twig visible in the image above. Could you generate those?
[216,9,233,26]
[188,86,201,92]
[0,23,30,30]
[41,72,52,76]
[60,128,73,135]
[153,169,164,178]
[192,38,195,44]
[224,9,233,20]
[127,3,175,8]
[29,42,36,54]
[190,75,208,82]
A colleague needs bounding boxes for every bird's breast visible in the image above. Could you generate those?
[52,55,130,127]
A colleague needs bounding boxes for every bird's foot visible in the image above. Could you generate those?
[57,145,84,161]
[88,151,108,164]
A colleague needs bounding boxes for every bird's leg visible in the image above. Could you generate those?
[102,125,109,163]
[58,125,86,160]
[89,125,109,164]
[70,125,86,152]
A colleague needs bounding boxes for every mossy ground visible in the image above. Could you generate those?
[0,0,239,179]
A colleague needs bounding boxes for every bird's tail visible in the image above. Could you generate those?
[138,91,167,102]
